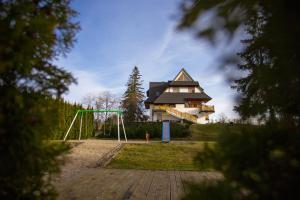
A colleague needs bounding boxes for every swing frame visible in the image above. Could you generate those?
[63,109,127,143]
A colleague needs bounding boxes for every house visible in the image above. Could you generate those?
[144,68,214,124]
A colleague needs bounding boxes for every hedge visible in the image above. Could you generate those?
[98,122,191,139]
[45,98,94,140]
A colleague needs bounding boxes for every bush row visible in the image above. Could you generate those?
[99,122,191,139]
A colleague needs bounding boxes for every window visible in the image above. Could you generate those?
[173,87,179,93]
[188,87,195,93]
[185,101,200,108]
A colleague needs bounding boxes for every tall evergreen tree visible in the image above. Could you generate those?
[0,0,79,199]
[122,66,146,122]
[178,0,300,125]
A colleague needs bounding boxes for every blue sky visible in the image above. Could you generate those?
[57,0,243,120]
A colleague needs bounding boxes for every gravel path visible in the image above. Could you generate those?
[54,139,121,183]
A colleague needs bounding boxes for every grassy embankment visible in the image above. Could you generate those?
[107,123,232,170]
[108,141,215,170]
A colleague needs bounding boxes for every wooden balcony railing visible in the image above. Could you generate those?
[200,105,215,112]
[152,105,198,123]
[154,104,215,112]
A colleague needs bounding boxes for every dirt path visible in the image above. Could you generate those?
[54,140,121,183]
[54,139,222,200]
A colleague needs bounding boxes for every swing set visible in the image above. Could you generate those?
[63,109,127,143]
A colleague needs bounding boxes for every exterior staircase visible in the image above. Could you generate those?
[153,105,198,123]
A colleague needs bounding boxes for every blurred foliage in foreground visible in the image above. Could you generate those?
[182,180,236,200]
[178,0,300,199]
[0,0,79,199]
[196,124,300,199]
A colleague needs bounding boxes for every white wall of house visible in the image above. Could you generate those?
[197,116,209,124]
[165,87,202,93]
[196,113,210,124]
[179,87,188,92]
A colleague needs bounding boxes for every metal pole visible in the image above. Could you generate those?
[79,112,83,140]
[85,112,87,138]
[121,115,127,142]
[117,113,120,143]
[63,110,79,141]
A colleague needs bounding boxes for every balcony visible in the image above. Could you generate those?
[153,104,214,112]
[199,105,214,112]
[152,105,198,123]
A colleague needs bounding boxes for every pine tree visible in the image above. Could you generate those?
[122,66,146,122]
[178,0,300,125]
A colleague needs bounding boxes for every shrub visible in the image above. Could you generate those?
[182,180,237,200]
[197,124,300,199]
[99,122,191,139]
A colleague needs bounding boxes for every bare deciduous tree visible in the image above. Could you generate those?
[82,91,120,135]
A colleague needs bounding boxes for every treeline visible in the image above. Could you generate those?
[45,98,94,140]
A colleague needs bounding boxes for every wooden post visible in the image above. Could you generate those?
[117,113,120,143]
[121,115,127,142]
[79,112,83,140]
[63,110,79,141]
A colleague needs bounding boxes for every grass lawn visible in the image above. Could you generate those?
[189,124,226,141]
[107,141,215,171]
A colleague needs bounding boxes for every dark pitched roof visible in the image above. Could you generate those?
[144,80,210,105]
[154,92,211,104]
[144,69,212,106]
[144,82,168,103]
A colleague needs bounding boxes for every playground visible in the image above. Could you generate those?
[53,110,221,199]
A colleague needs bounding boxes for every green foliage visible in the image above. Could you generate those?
[178,0,300,123]
[121,66,147,122]
[190,123,255,141]
[0,0,79,199]
[45,98,94,140]
[179,2,300,199]
[190,123,226,141]
[0,92,72,199]
[197,124,300,199]
[99,122,191,139]
[182,181,237,200]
